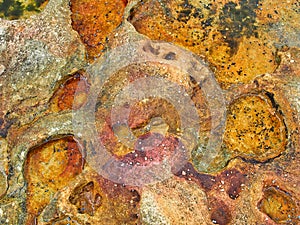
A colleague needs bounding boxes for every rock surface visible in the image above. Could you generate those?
[0,0,299,224]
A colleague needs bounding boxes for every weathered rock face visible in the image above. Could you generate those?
[0,0,299,224]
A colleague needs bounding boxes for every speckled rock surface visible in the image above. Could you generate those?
[0,0,299,224]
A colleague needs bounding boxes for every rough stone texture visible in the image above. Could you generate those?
[0,0,299,224]
[140,177,211,225]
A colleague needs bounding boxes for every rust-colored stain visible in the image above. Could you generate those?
[223,93,287,161]
[218,169,248,200]
[175,162,217,191]
[70,0,127,61]
[50,71,89,112]
[68,175,141,224]
[0,0,299,223]
[129,0,279,88]
[24,136,84,224]
[209,197,232,225]
[258,186,298,224]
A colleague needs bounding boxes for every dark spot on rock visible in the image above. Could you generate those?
[130,189,141,203]
[220,169,247,200]
[0,0,48,20]
[219,0,259,54]
[69,181,102,216]
[210,198,232,225]
[174,163,216,191]
[0,117,14,138]
[176,0,204,22]
[177,9,192,22]
[0,0,24,19]
[142,42,160,55]
[130,213,139,219]
[201,17,213,28]
[164,52,176,60]
[264,91,279,110]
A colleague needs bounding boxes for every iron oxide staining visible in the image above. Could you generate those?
[117,133,181,167]
[24,136,84,224]
[37,173,141,224]
[0,0,48,20]
[70,0,127,61]
[50,71,89,112]
[218,169,248,200]
[69,181,102,216]
[258,186,298,224]
[174,162,217,192]
[223,93,287,162]
[128,0,278,88]
[175,162,249,200]
[209,198,232,225]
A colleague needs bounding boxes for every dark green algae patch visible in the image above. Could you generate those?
[219,0,259,55]
[0,0,48,20]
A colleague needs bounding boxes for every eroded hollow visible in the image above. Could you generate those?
[258,186,298,224]
[223,93,287,162]
[24,136,84,224]
[95,62,212,163]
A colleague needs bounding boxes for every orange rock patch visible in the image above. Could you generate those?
[129,0,278,88]
[50,71,89,112]
[223,94,287,161]
[70,0,127,61]
[24,136,84,224]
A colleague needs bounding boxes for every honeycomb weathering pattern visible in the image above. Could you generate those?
[73,40,226,186]
[0,0,299,224]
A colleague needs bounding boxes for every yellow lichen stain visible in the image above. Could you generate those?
[129,0,278,88]
[210,36,277,86]
[223,94,287,161]
[258,186,298,224]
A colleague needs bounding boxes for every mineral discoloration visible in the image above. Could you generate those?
[209,197,232,225]
[24,136,84,224]
[0,0,299,223]
[128,0,278,88]
[70,0,127,61]
[258,186,298,224]
[224,94,287,161]
[50,70,90,112]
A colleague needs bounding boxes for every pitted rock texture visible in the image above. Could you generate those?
[0,0,299,224]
